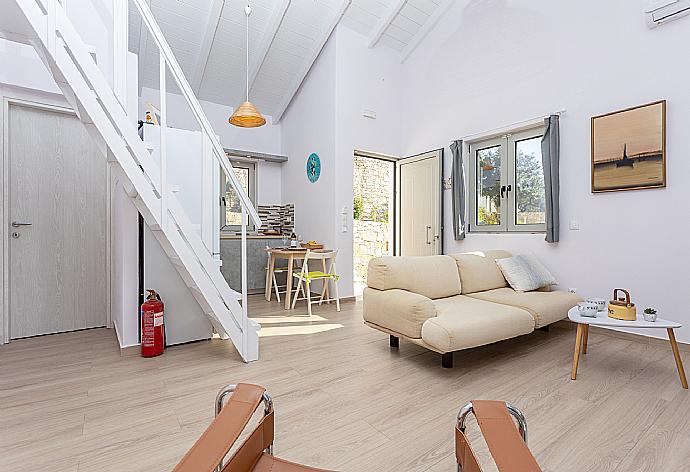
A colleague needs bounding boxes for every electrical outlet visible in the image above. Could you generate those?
[568,288,577,294]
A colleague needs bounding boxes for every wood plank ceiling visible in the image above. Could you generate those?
[129,0,452,122]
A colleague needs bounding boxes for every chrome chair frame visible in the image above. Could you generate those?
[456,401,528,472]
[214,384,274,472]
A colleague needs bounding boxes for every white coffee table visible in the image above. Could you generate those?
[567,306,687,389]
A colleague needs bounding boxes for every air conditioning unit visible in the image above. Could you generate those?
[645,0,690,27]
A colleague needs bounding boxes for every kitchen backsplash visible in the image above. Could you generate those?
[258,203,294,235]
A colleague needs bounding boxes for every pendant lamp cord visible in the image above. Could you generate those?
[245,4,250,102]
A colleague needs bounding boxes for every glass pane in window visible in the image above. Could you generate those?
[515,137,546,225]
[476,146,501,226]
[225,167,249,227]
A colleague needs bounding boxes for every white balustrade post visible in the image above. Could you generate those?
[159,52,167,227]
[46,0,56,56]
[201,133,213,252]
[241,206,249,353]
[113,0,128,106]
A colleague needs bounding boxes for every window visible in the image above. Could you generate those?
[468,127,546,233]
[221,160,256,231]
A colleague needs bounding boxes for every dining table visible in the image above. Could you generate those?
[264,247,330,310]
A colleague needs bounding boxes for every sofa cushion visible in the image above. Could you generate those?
[450,250,512,294]
[496,254,558,292]
[367,255,462,300]
[421,296,534,353]
[362,287,436,339]
[467,288,582,328]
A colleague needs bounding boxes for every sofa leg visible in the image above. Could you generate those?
[389,335,399,348]
[538,325,550,333]
[442,352,454,368]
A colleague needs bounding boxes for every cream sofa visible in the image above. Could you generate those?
[363,250,581,368]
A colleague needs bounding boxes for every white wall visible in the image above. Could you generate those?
[282,26,403,298]
[399,0,690,342]
[333,25,403,297]
[110,168,140,347]
[257,161,282,205]
[281,32,337,252]
[109,51,141,348]
[139,87,283,204]
[0,39,61,93]
[66,0,114,90]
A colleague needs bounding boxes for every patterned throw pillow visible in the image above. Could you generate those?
[496,254,558,292]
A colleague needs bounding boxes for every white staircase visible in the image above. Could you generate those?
[12,0,262,361]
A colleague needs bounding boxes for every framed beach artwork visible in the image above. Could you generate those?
[591,100,666,193]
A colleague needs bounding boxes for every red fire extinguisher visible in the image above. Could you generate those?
[141,289,165,357]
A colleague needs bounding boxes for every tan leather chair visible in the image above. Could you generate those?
[455,400,541,472]
[172,383,332,472]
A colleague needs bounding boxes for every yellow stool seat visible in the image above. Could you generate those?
[299,271,339,280]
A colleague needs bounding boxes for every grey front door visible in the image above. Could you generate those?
[8,104,107,339]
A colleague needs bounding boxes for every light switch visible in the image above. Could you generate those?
[569,220,580,230]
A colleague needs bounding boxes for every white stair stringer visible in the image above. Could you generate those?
[13,0,261,361]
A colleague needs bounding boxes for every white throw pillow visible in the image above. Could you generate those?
[496,254,558,292]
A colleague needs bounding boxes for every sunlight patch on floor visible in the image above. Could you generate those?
[258,323,344,337]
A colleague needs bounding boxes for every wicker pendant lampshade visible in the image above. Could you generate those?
[230,101,266,127]
[230,4,266,128]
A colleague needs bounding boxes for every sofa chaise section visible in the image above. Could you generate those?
[422,295,535,366]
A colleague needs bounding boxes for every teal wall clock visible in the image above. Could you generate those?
[306,153,321,183]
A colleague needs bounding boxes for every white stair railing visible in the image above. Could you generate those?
[14,0,262,361]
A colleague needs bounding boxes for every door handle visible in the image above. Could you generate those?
[500,185,507,198]
[11,221,32,227]
[426,225,432,245]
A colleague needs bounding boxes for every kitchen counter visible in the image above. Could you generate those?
[220,237,286,293]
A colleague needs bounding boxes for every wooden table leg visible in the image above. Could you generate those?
[322,259,330,304]
[571,323,584,380]
[265,253,275,301]
[284,255,294,310]
[582,324,589,355]
[668,328,688,389]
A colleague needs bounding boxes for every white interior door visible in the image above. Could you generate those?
[396,150,442,256]
[8,104,107,339]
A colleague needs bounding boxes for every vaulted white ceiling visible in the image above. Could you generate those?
[129,0,452,122]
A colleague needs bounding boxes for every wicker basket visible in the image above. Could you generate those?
[301,242,324,250]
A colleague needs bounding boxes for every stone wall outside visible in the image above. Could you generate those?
[353,220,390,286]
[353,155,393,287]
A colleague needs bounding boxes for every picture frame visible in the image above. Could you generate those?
[591,100,666,193]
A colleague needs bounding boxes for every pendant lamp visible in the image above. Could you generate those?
[230,4,266,128]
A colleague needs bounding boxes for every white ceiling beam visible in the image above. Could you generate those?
[247,0,290,96]
[273,0,351,123]
[367,0,407,48]
[400,0,454,63]
[191,0,226,95]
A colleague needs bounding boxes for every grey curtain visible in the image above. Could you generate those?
[450,140,466,240]
[541,115,560,243]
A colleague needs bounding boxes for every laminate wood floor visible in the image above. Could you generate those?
[1,296,689,472]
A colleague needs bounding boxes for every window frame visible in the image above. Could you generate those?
[468,126,546,234]
[220,159,257,232]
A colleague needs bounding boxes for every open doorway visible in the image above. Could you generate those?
[353,151,396,296]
